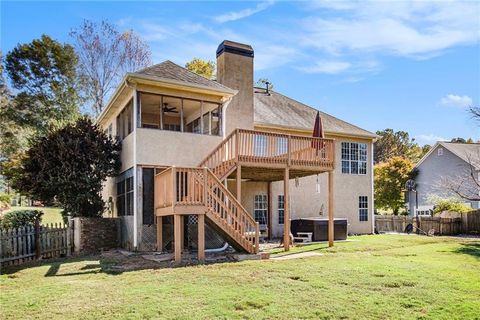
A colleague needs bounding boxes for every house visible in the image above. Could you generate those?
[97,40,376,262]
[413,142,480,214]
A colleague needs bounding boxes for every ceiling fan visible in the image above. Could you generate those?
[162,103,178,113]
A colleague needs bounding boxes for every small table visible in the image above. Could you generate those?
[293,232,313,243]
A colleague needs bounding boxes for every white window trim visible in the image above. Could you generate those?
[341,142,368,175]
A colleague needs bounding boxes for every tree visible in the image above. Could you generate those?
[70,20,152,116]
[470,106,480,122]
[185,58,215,79]
[5,117,121,218]
[255,78,273,90]
[374,129,426,163]
[4,35,80,133]
[374,157,417,214]
[0,51,35,168]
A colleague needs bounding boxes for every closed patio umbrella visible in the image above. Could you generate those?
[312,111,324,151]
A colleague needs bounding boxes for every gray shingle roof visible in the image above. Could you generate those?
[254,88,377,138]
[440,142,480,169]
[132,60,233,92]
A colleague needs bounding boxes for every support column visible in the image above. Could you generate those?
[174,214,182,264]
[267,182,273,240]
[283,168,290,251]
[328,171,334,247]
[156,216,163,252]
[198,214,205,262]
[236,165,242,202]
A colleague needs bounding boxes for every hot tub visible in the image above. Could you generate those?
[290,217,348,241]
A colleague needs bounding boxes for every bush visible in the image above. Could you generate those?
[0,210,43,229]
[0,193,12,212]
[433,199,471,214]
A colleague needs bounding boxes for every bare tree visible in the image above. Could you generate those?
[70,20,152,116]
[470,106,480,122]
[438,150,480,202]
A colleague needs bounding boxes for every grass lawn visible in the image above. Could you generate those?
[1,235,479,319]
[6,206,63,225]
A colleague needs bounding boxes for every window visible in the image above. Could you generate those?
[359,196,368,222]
[437,148,443,156]
[277,137,288,155]
[341,142,368,175]
[116,169,134,216]
[254,135,268,156]
[254,194,268,225]
[278,195,285,224]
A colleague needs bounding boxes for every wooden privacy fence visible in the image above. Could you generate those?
[375,210,480,235]
[0,222,72,267]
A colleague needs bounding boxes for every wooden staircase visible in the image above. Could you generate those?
[155,167,259,254]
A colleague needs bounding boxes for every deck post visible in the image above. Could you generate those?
[236,165,242,203]
[198,214,205,262]
[156,216,163,252]
[267,182,272,240]
[283,167,290,251]
[174,214,182,264]
[328,170,334,247]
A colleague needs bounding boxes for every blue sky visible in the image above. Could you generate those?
[2,1,479,145]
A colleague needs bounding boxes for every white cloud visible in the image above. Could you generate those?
[416,134,447,145]
[299,60,351,74]
[439,94,473,108]
[214,0,274,23]
[301,1,480,57]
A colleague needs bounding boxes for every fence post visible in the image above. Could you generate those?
[67,216,73,256]
[34,219,41,259]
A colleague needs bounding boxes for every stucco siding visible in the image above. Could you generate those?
[136,128,222,167]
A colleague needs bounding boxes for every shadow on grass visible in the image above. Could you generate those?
[1,251,242,277]
[454,243,480,259]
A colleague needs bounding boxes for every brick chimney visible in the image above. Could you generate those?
[216,40,254,134]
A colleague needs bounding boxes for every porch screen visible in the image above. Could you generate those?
[116,168,134,216]
[142,168,155,225]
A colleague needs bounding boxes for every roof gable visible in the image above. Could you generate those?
[253,88,377,139]
[415,142,480,169]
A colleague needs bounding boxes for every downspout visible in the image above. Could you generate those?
[125,79,139,250]
[371,143,375,234]
[221,96,233,139]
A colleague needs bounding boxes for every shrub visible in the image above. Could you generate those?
[433,199,471,214]
[5,117,121,220]
[0,193,12,212]
[0,210,43,229]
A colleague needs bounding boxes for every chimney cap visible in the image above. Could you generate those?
[216,40,254,58]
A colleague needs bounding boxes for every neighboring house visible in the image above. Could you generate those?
[414,142,480,214]
[97,40,376,260]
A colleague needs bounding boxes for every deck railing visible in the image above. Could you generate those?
[199,128,335,175]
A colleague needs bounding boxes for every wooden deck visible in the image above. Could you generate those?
[199,128,335,181]
[153,128,336,263]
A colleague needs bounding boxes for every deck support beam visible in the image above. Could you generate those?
[236,165,242,203]
[283,167,290,251]
[267,182,272,240]
[198,214,205,262]
[174,214,182,264]
[328,170,334,247]
[156,216,163,252]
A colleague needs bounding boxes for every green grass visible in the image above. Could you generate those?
[6,206,63,225]
[1,235,479,319]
